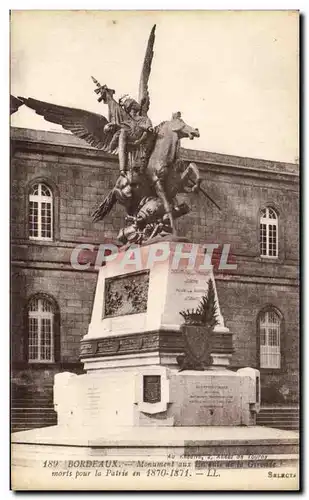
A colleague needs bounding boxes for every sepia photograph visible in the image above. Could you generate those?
[10,10,299,491]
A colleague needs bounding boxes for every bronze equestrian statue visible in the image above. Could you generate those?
[18,24,219,245]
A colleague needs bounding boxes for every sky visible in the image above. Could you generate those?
[10,10,299,163]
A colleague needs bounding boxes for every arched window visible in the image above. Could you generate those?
[259,308,281,369]
[28,296,56,363]
[260,207,278,258]
[29,183,53,240]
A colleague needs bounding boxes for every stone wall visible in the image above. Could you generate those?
[11,128,299,403]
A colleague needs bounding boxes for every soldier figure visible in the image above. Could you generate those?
[105,95,154,175]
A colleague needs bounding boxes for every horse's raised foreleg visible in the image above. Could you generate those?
[180,162,201,193]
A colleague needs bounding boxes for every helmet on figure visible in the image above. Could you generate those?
[119,95,140,113]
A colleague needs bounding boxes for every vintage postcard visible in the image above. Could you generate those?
[10,10,299,491]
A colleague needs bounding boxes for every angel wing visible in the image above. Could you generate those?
[10,95,23,115]
[138,25,156,116]
[92,188,117,222]
[17,96,119,154]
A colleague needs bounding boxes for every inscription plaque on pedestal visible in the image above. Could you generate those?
[143,375,161,404]
[171,373,242,426]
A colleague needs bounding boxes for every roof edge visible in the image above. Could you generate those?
[10,126,299,175]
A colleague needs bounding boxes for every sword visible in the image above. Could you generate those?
[187,177,221,211]
[91,76,138,122]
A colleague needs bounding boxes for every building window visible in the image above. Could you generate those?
[28,297,55,363]
[29,183,53,240]
[260,207,278,258]
[259,309,281,369]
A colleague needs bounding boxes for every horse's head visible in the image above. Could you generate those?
[170,112,200,140]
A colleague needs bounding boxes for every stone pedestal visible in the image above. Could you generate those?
[81,241,232,371]
[54,366,260,429]
[54,241,260,428]
[11,241,298,488]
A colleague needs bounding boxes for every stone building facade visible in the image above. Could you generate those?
[11,126,299,417]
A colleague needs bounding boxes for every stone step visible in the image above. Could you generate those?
[258,416,299,421]
[12,408,56,412]
[11,401,54,408]
[259,417,299,422]
[11,407,56,410]
[11,417,57,424]
[259,424,299,428]
[11,420,57,428]
[12,417,56,423]
[258,415,299,419]
[258,417,299,421]
[12,396,53,400]
[259,410,299,413]
[12,395,53,400]
[260,410,299,417]
[11,402,57,431]
[259,420,299,424]
[256,407,299,431]
[11,387,56,430]
[11,423,53,432]
[258,424,299,429]
[260,408,299,411]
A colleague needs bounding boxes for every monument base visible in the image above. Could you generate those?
[11,241,299,489]
[11,425,299,490]
[53,367,260,428]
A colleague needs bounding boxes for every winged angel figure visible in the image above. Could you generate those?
[18,25,203,245]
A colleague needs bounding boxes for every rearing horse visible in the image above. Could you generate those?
[92,113,200,242]
[145,112,200,232]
